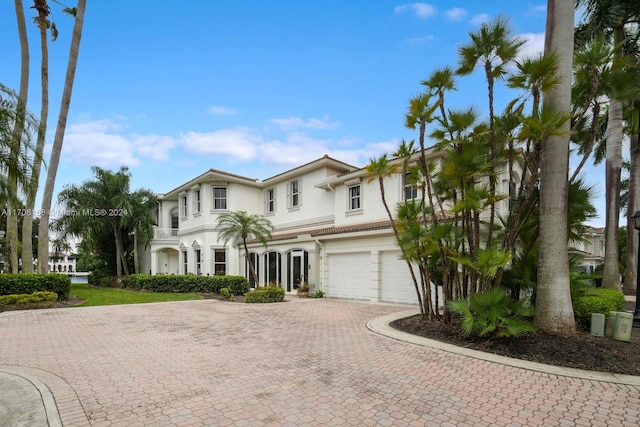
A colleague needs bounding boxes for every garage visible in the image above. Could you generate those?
[381,251,419,304]
[327,252,370,300]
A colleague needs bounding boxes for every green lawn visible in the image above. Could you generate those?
[69,282,203,307]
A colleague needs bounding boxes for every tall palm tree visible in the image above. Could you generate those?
[456,15,525,246]
[576,0,640,290]
[7,0,30,273]
[22,0,54,272]
[535,0,576,334]
[366,154,425,316]
[38,0,86,273]
[215,211,273,287]
[122,188,156,274]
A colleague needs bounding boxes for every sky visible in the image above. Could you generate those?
[0,1,607,226]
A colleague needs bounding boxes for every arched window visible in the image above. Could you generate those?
[264,252,281,286]
[246,253,260,287]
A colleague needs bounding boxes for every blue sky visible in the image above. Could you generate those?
[1,1,606,225]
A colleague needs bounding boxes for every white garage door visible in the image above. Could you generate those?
[381,251,419,304]
[327,253,370,300]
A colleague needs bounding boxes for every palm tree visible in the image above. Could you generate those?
[22,0,54,272]
[38,0,86,273]
[122,189,156,274]
[366,154,425,316]
[215,211,273,287]
[576,0,640,291]
[456,15,525,246]
[535,0,576,334]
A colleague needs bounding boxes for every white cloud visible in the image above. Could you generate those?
[445,7,467,21]
[208,106,240,116]
[179,128,261,161]
[394,3,437,19]
[470,13,491,26]
[270,116,340,131]
[526,4,546,16]
[132,134,176,161]
[519,32,546,60]
[63,119,139,167]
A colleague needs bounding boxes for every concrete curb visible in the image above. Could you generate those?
[367,309,640,387]
[0,367,62,427]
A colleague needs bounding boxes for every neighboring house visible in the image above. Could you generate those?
[48,252,78,273]
[145,152,515,304]
[571,227,605,275]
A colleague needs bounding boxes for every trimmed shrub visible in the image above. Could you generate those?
[121,274,249,295]
[245,287,285,303]
[0,291,58,307]
[573,287,625,328]
[0,273,70,300]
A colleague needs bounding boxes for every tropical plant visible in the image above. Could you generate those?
[448,288,536,338]
[215,211,273,287]
[38,0,86,273]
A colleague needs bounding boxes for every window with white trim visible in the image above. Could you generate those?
[288,179,302,208]
[181,195,188,217]
[213,187,227,210]
[404,172,418,201]
[182,250,188,275]
[195,249,202,275]
[265,188,276,213]
[348,184,361,211]
[213,249,226,276]
[194,189,201,213]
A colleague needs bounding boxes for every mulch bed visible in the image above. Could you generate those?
[391,302,640,377]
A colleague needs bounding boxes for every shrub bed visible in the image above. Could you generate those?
[0,273,70,300]
[0,291,58,308]
[573,287,625,328]
[121,274,249,295]
[245,286,285,303]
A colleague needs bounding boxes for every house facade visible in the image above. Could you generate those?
[146,151,517,304]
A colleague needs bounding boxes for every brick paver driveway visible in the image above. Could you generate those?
[1,298,639,426]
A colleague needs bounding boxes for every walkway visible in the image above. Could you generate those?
[1,298,639,426]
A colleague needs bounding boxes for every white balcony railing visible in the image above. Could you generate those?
[153,228,179,239]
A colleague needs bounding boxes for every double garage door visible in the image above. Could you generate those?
[327,251,419,304]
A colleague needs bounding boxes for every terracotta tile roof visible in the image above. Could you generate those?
[266,219,394,242]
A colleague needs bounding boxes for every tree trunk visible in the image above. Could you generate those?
[23,0,50,273]
[624,108,640,294]
[602,99,623,290]
[38,0,86,273]
[535,0,576,334]
[133,229,140,274]
[243,240,259,287]
[8,0,30,273]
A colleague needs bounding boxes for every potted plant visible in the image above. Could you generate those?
[297,282,309,298]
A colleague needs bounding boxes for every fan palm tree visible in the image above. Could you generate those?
[38,0,86,273]
[456,15,525,246]
[215,211,273,287]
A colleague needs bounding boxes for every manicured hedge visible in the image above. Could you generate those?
[0,273,70,300]
[120,274,249,295]
[573,287,625,328]
[245,286,285,303]
[0,291,58,307]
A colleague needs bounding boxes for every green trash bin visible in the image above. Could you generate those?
[590,313,605,336]
[605,311,617,338]
[613,312,633,342]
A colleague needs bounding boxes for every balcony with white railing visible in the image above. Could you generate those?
[153,227,179,240]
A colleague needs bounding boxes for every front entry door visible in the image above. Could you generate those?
[289,250,305,292]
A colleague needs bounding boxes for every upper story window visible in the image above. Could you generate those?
[404,172,418,201]
[348,184,361,211]
[288,179,302,208]
[213,187,228,210]
[181,194,188,217]
[194,189,201,213]
[265,188,276,213]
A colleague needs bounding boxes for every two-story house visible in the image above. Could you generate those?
[146,154,439,304]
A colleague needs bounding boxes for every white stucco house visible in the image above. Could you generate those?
[145,151,518,304]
